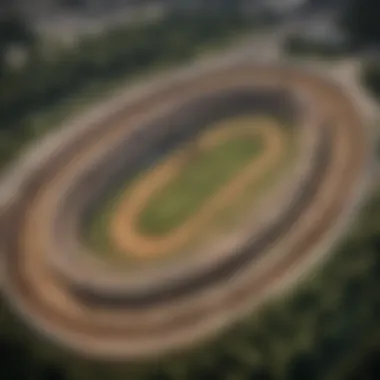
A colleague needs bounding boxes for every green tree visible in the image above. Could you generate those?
[341,0,380,45]
[0,12,35,74]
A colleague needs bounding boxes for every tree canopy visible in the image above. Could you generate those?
[0,12,35,74]
[341,0,380,45]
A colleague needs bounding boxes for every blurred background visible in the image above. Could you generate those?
[2,1,380,379]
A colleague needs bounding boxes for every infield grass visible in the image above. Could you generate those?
[136,136,263,235]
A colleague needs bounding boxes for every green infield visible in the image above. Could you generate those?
[136,136,264,235]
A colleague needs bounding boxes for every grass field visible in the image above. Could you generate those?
[136,136,263,235]
[85,115,297,263]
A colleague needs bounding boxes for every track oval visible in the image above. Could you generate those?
[0,63,369,359]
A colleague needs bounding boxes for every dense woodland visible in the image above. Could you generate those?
[2,0,380,379]
[340,0,380,46]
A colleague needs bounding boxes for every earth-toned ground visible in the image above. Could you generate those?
[108,116,290,259]
[0,61,371,360]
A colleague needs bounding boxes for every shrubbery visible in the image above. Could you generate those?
[283,34,350,60]
[361,60,380,100]
[340,0,380,46]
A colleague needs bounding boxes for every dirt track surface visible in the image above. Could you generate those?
[0,61,371,360]
[111,118,285,258]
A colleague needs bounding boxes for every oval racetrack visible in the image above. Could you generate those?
[0,61,372,360]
